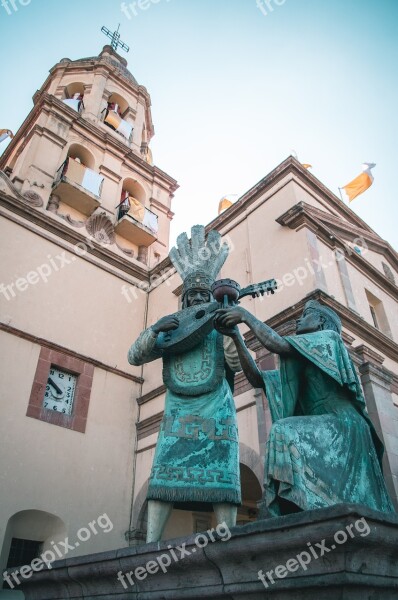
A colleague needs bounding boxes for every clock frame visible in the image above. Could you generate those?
[27,347,94,432]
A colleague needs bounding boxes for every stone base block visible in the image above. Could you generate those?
[18,504,398,599]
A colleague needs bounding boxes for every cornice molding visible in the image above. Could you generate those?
[244,289,398,363]
[208,157,385,243]
[149,197,174,218]
[137,385,166,406]
[279,201,398,266]
[276,202,398,301]
[0,322,143,385]
[0,182,153,284]
[1,92,178,195]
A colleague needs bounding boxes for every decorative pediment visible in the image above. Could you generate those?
[0,171,44,207]
[277,201,398,277]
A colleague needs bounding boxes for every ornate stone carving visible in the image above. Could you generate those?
[47,195,60,213]
[382,262,396,284]
[62,214,86,228]
[115,242,134,257]
[137,245,148,264]
[0,171,21,200]
[85,211,115,244]
[22,191,43,207]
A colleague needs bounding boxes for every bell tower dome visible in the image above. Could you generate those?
[0,43,177,266]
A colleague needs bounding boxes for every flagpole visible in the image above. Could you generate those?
[338,187,346,204]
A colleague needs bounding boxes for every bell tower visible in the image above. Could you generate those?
[0,41,177,266]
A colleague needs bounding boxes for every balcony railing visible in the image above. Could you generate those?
[52,158,104,216]
[102,108,133,144]
[114,196,158,246]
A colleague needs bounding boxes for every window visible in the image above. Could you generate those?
[365,289,392,338]
[4,537,43,587]
[102,93,133,142]
[369,304,379,329]
[6,538,43,569]
[62,83,85,113]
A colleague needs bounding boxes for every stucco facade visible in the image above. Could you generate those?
[1,44,397,588]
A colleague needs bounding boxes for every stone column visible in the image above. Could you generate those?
[84,68,108,123]
[137,245,148,265]
[356,345,398,510]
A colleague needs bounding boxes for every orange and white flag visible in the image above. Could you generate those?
[340,163,376,202]
[218,194,238,215]
[0,129,13,144]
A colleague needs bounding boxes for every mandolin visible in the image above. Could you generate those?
[155,278,277,355]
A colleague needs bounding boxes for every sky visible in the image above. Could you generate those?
[1,0,397,249]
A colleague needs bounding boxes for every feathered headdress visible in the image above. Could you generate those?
[169,225,229,303]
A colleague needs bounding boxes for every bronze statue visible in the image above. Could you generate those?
[215,301,395,515]
[128,226,242,542]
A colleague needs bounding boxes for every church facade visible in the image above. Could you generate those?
[0,44,397,581]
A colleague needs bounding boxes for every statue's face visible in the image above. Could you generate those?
[186,289,210,307]
[296,308,323,334]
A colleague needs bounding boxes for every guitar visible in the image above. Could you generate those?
[239,278,277,300]
[155,277,278,355]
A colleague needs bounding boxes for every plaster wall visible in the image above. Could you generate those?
[0,329,137,572]
[0,217,147,372]
[345,260,397,341]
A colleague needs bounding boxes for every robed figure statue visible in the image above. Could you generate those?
[215,300,395,516]
[128,226,242,542]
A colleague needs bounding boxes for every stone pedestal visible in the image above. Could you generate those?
[18,505,398,599]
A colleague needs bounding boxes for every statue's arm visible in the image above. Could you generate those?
[228,330,264,388]
[215,307,293,356]
[128,327,161,366]
[243,311,293,355]
[128,314,179,366]
[223,335,242,373]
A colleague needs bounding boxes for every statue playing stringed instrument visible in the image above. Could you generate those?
[128,225,275,542]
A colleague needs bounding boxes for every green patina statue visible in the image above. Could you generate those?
[215,301,395,515]
[128,226,242,542]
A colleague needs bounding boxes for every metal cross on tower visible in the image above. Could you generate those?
[101,24,130,53]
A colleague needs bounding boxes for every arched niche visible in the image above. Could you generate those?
[107,92,129,117]
[67,143,95,170]
[0,509,67,576]
[63,82,85,99]
[122,178,146,204]
[238,463,262,525]
[117,178,147,221]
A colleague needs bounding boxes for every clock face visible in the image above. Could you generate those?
[43,367,77,415]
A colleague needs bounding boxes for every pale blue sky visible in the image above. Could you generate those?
[1,0,397,249]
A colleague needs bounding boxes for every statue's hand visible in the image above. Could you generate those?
[152,315,179,334]
[214,307,246,328]
[214,319,239,337]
